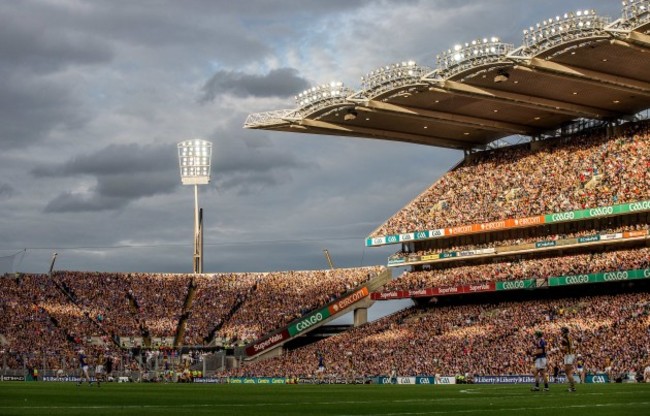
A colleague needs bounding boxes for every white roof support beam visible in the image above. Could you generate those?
[525,57,650,97]
[359,100,534,135]
[431,80,618,119]
[297,119,475,149]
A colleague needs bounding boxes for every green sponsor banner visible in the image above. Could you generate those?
[439,252,457,259]
[228,377,286,384]
[368,200,650,247]
[288,307,331,336]
[578,235,600,243]
[545,200,650,224]
[495,279,536,291]
[535,240,557,248]
[549,269,650,287]
[549,274,598,286]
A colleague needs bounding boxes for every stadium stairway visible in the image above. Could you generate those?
[242,268,392,363]
[173,277,198,347]
[49,274,122,348]
[204,281,259,346]
[126,292,152,347]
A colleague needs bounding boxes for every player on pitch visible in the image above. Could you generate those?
[531,330,549,391]
[560,327,576,392]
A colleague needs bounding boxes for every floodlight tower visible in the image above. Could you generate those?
[177,139,212,274]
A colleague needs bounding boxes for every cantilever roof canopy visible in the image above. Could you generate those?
[244,4,650,150]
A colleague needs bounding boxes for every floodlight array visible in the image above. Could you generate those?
[436,38,513,78]
[178,139,212,185]
[522,10,609,54]
[621,1,650,26]
[359,61,431,98]
[295,82,354,115]
[244,109,301,128]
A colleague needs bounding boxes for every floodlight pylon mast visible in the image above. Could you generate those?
[193,185,200,274]
[323,249,335,270]
[178,139,212,274]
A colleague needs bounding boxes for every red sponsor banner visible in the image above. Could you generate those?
[245,329,290,357]
[624,230,648,238]
[372,282,496,300]
[371,291,409,300]
[467,282,496,292]
[408,288,436,298]
[436,285,463,295]
[328,287,369,314]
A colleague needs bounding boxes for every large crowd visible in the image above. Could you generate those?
[385,246,650,291]
[182,272,259,346]
[217,267,382,343]
[227,291,650,379]
[0,266,382,369]
[372,121,650,237]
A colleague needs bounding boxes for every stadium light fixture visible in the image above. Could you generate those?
[521,10,609,54]
[436,37,513,78]
[358,61,431,98]
[294,81,354,116]
[621,0,650,25]
[177,139,212,274]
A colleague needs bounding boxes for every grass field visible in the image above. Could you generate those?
[0,382,649,416]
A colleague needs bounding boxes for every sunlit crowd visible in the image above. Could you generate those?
[225,292,650,379]
[372,121,650,237]
[0,266,382,369]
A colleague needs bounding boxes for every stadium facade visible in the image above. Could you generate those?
[2,3,650,383]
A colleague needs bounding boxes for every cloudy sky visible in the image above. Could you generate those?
[0,0,623,276]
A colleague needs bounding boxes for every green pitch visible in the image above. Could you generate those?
[0,382,649,416]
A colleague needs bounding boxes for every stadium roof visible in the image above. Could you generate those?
[244,4,650,150]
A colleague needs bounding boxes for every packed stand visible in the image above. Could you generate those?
[218,266,384,343]
[0,273,122,371]
[53,271,193,340]
[228,291,650,379]
[372,121,650,237]
[54,271,141,339]
[182,272,259,345]
[1,266,384,366]
[384,247,649,291]
[129,273,192,338]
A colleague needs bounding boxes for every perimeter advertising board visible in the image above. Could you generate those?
[245,329,290,356]
[366,200,650,247]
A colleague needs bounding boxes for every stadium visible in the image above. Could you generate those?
[1,1,650,415]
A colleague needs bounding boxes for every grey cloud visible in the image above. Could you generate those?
[43,171,179,214]
[0,3,113,74]
[33,143,176,177]
[0,77,86,150]
[44,192,128,213]
[35,134,312,212]
[209,125,312,193]
[201,68,310,102]
[0,2,112,150]
[34,143,179,213]
[0,183,16,198]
